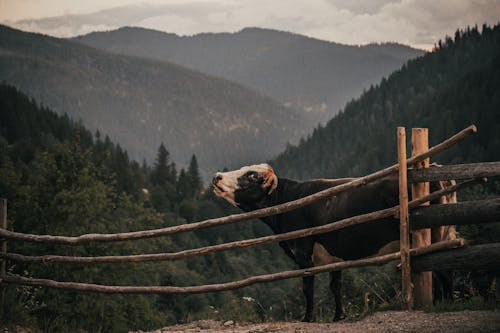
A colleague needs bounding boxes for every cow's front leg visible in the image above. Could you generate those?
[302,274,315,322]
[295,246,315,322]
[330,271,345,321]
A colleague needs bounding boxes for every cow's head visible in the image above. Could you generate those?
[212,163,278,207]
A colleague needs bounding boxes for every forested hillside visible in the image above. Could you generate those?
[75,27,423,124]
[273,24,500,180]
[0,84,299,332]
[271,25,500,297]
[0,24,308,178]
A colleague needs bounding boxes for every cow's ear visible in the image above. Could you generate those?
[263,165,278,195]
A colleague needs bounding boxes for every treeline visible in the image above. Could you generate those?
[273,24,500,179]
[0,84,298,332]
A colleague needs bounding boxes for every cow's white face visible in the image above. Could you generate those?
[212,163,278,207]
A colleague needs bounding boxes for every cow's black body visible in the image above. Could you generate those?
[236,176,401,321]
[213,164,455,321]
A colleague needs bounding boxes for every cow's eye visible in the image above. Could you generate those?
[246,171,259,182]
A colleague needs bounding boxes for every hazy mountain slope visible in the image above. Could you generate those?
[74,27,424,124]
[0,24,308,176]
[271,25,500,180]
[0,83,298,330]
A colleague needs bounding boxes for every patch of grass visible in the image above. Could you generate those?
[422,297,498,313]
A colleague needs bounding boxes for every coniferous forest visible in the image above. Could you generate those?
[0,84,300,331]
[1,24,500,332]
[273,24,500,179]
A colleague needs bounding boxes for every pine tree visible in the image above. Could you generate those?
[176,168,190,201]
[187,154,202,198]
[151,143,171,187]
[150,143,178,212]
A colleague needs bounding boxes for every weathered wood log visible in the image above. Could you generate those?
[398,127,412,310]
[1,253,402,294]
[408,161,500,182]
[0,239,465,294]
[410,238,466,257]
[411,198,500,230]
[0,125,477,245]
[413,243,500,272]
[0,199,7,311]
[0,179,483,264]
[411,128,433,307]
[1,200,6,277]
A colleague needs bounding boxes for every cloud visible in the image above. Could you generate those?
[381,0,500,47]
[4,2,235,37]
[325,0,402,15]
[2,0,500,49]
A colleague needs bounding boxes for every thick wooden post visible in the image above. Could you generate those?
[1,199,6,278]
[397,127,412,310]
[411,128,433,307]
[0,199,6,312]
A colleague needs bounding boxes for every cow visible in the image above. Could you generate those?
[211,163,455,321]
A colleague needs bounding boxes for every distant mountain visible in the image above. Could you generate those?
[0,24,308,177]
[271,24,500,180]
[74,27,424,124]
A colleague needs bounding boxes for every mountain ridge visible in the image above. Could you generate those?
[74,26,424,124]
[0,24,309,177]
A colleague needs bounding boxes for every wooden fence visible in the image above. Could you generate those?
[1,124,500,309]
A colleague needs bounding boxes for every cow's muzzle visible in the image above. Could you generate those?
[212,174,224,192]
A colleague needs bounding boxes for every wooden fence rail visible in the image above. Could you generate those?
[411,198,500,229]
[0,239,465,295]
[0,125,477,245]
[408,161,500,182]
[413,243,500,272]
[0,178,484,264]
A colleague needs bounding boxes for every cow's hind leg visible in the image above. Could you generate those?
[434,270,454,302]
[301,275,315,322]
[330,270,345,321]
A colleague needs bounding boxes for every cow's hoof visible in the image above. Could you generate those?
[301,315,314,322]
[333,313,346,322]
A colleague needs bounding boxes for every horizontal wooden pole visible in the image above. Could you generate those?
[410,198,500,230]
[0,239,464,294]
[410,238,466,257]
[413,243,500,272]
[0,125,477,245]
[0,179,483,264]
[0,253,401,294]
[408,161,500,182]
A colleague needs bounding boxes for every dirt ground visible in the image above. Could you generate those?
[131,310,500,333]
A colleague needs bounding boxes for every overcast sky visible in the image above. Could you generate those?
[1,0,500,50]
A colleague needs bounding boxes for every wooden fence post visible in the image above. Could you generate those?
[0,199,6,312]
[411,128,433,307]
[1,199,6,278]
[397,127,412,310]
